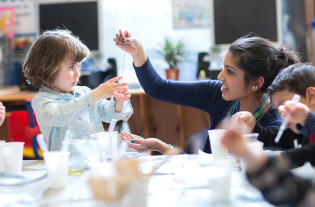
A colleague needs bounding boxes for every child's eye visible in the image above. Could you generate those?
[68,65,74,70]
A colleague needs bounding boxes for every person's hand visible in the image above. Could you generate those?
[113,29,147,67]
[114,30,142,56]
[92,76,127,103]
[221,129,250,158]
[231,111,256,134]
[0,102,5,126]
[114,86,131,112]
[121,131,170,154]
[115,85,131,103]
[278,101,310,133]
[221,129,267,172]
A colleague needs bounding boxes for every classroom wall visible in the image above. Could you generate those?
[100,0,211,83]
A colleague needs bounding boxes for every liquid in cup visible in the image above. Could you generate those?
[0,142,24,174]
[44,151,70,189]
[62,139,86,175]
[208,129,228,160]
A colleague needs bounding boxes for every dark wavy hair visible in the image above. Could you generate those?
[268,63,315,97]
[23,29,90,89]
[229,33,300,92]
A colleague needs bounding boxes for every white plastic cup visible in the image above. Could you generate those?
[92,131,119,161]
[0,142,24,174]
[126,178,149,207]
[208,129,228,160]
[43,151,70,189]
[208,160,232,203]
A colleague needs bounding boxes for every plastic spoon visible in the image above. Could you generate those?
[109,119,117,133]
[275,94,300,143]
[36,134,48,152]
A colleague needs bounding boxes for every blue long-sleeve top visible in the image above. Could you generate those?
[134,58,282,153]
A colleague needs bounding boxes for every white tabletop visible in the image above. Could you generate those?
[0,154,272,207]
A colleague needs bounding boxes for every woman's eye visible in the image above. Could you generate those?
[226,69,234,74]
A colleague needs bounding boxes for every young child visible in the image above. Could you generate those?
[23,29,133,150]
[221,64,315,206]
[0,102,5,126]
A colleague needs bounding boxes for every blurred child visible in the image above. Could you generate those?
[0,102,5,126]
[23,29,133,150]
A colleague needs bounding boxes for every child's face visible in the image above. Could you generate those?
[271,89,307,111]
[217,51,253,101]
[51,60,81,94]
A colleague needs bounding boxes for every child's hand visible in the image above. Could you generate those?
[0,102,5,126]
[115,85,131,103]
[92,76,126,103]
[278,101,310,133]
[231,111,256,134]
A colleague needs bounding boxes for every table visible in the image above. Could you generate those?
[0,154,271,207]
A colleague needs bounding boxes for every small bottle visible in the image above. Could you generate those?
[311,19,315,64]
[198,70,207,80]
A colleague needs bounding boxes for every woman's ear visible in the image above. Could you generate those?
[305,87,315,106]
[251,76,264,91]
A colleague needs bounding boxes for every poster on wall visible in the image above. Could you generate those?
[173,0,210,29]
[0,7,15,52]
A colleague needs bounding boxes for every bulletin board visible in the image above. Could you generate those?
[173,0,210,29]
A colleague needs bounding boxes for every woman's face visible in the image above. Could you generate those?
[217,51,252,101]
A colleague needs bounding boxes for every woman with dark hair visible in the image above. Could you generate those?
[114,30,300,154]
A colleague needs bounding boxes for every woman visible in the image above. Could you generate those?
[114,30,300,154]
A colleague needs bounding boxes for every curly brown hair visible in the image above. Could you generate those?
[23,29,90,89]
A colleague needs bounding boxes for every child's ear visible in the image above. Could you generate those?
[305,87,315,106]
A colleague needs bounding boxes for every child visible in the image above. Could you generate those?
[116,30,300,154]
[0,102,5,126]
[23,29,133,150]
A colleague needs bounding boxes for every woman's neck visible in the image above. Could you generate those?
[238,93,266,114]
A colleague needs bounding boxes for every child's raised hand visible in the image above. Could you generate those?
[92,76,127,103]
[0,102,5,126]
[115,85,131,103]
[278,101,310,132]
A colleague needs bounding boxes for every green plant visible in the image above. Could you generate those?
[157,37,188,69]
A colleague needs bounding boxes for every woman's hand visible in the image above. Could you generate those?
[0,102,5,126]
[92,76,127,103]
[121,131,170,154]
[113,29,147,67]
[231,111,256,134]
